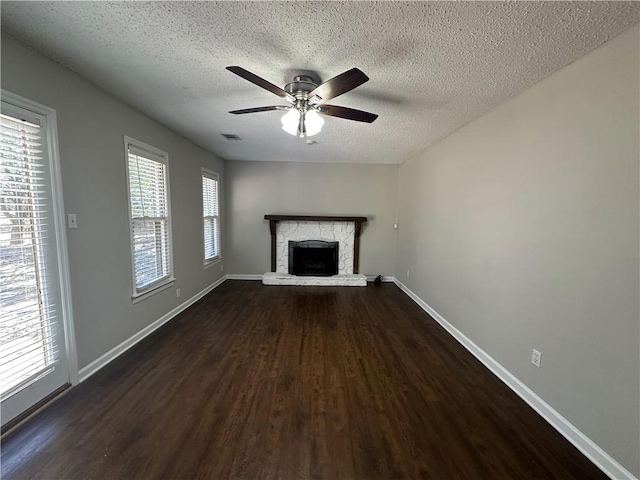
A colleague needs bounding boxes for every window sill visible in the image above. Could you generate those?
[204,256,222,270]
[132,277,176,304]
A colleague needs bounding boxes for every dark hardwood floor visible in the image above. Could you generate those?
[1,281,607,479]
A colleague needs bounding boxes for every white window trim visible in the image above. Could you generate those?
[131,279,174,304]
[204,257,222,269]
[124,136,175,301]
[1,89,79,385]
[201,167,222,267]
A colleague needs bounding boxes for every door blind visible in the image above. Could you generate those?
[202,171,220,261]
[127,148,171,291]
[0,113,59,399]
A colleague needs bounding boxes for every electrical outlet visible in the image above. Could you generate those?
[176,288,181,298]
[220,264,224,272]
[531,349,542,368]
[407,269,410,278]
[67,214,77,229]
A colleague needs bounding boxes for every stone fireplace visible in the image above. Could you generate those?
[262,215,367,286]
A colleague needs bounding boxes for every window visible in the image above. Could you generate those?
[202,168,220,263]
[125,137,173,298]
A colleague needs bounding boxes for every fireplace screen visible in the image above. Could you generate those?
[288,240,339,276]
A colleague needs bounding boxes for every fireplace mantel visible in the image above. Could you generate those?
[264,215,367,274]
[265,215,367,223]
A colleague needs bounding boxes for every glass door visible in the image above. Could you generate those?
[1,98,71,427]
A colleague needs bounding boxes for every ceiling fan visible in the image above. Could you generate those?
[226,66,378,138]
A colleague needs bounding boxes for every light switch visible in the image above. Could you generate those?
[67,214,77,229]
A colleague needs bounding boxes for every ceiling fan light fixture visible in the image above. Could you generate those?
[281,108,300,136]
[281,108,324,138]
[304,110,324,137]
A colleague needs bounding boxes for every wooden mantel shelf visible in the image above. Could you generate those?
[264,215,368,274]
[265,215,367,223]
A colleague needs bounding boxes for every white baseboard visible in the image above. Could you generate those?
[78,275,228,382]
[226,274,263,280]
[366,274,396,282]
[227,274,396,283]
[393,278,636,480]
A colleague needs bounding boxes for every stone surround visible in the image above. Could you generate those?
[276,221,354,274]
[263,214,368,287]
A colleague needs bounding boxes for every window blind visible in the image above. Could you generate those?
[202,170,220,261]
[127,146,171,292]
[0,113,59,398]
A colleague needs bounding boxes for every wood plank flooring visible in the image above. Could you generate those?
[1,281,607,479]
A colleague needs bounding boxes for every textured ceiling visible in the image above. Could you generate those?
[2,2,639,164]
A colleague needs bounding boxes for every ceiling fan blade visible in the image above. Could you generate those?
[308,68,369,103]
[229,106,288,114]
[226,66,295,103]
[316,104,378,123]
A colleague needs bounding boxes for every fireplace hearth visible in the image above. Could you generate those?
[289,240,338,276]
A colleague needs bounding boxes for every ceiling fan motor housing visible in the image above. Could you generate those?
[285,75,322,114]
[284,75,318,97]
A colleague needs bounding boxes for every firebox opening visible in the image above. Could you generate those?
[288,240,339,276]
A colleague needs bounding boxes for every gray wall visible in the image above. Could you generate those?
[225,160,398,276]
[1,35,226,370]
[395,26,639,476]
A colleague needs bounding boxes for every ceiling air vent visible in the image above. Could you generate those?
[221,133,241,140]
